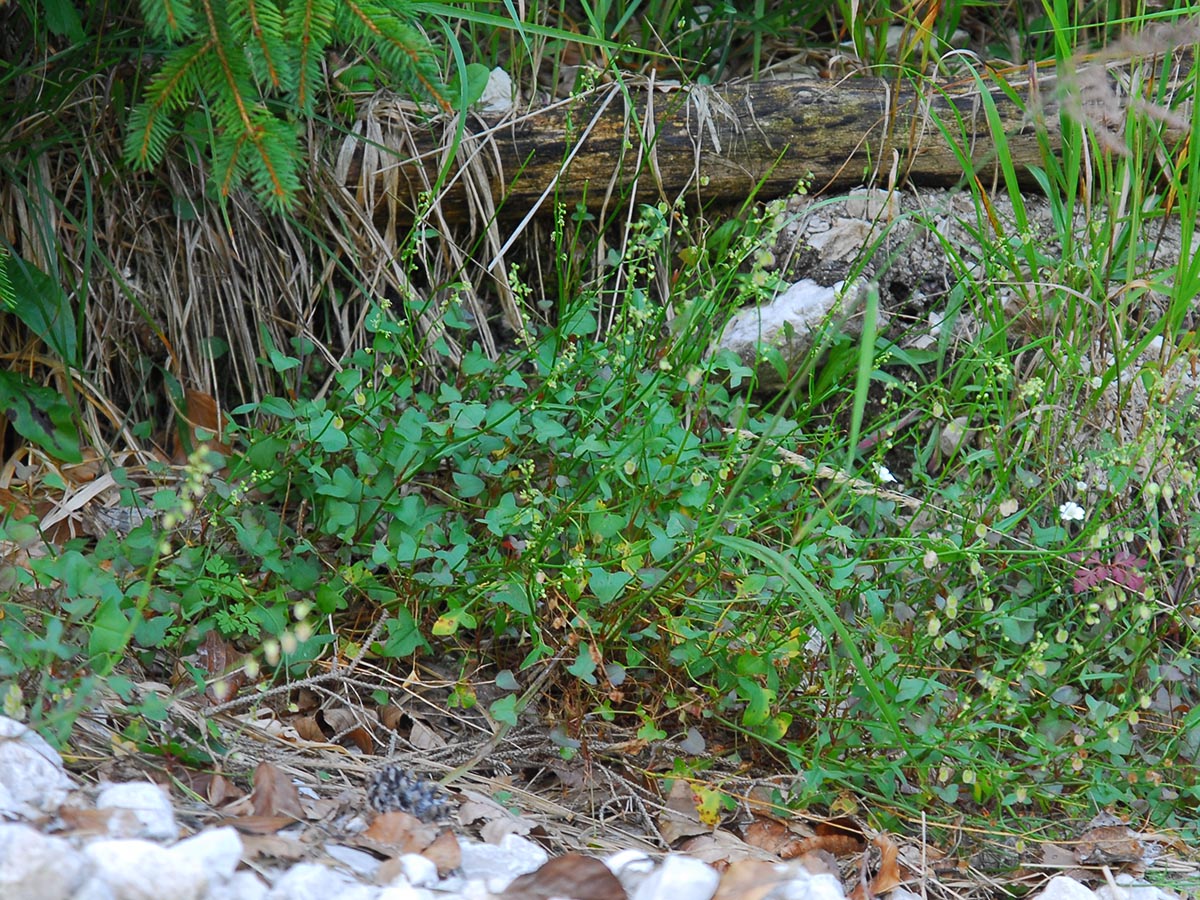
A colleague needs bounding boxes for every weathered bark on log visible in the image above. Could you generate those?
[345,75,1048,223]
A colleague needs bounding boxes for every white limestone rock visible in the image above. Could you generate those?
[714,278,873,390]
[84,838,207,900]
[458,834,548,892]
[631,854,720,900]
[265,862,378,900]
[1034,876,1099,900]
[206,871,269,900]
[172,826,243,883]
[1096,875,1182,900]
[96,781,179,840]
[0,822,92,900]
[0,716,75,818]
[770,871,848,900]
[392,852,439,888]
[478,67,513,115]
[325,843,383,881]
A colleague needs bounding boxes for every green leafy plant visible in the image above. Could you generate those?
[124,0,451,210]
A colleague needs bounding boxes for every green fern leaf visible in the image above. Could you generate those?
[124,40,213,167]
[207,25,262,134]
[140,0,199,39]
[286,0,336,115]
[245,116,302,212]
[229,0,296,92]
[212,130,252,203]
[337,0,449,111]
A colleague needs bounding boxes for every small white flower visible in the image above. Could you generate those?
[876,465,897,484]
[1075,480,1088,492]
[1058,501,1086,523]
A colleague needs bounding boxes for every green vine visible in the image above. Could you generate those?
[125,0,450,211]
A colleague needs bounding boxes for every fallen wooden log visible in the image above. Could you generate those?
[337,72,1051,224]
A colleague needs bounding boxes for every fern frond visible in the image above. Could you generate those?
[212,129,252,203]
[140,0,199,39]
[338,0,450,111]
[229,0,295,92]
[286,0,336,115]
[245,116,302,211]
[124,40,214,167]
[207,17,261,133]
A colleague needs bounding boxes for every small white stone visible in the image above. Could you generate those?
[606,848,654,873]
[84,838,207,900]
[325,843,382,880]
[0,717,75,818]
[377,883,434,900]
[457,879,493,900]
[761,870,847,900]
[206,871,269,900]
[714,278,873,391]
[0,823,92,900]
[631,854,719,900]
[606,848,656,894]
[395,853,438,888]
[265,862,377,900]
[478,67,513,115]
[1034,876,1099,900]
[69,877,117,900]
[458,835,547,891]
[170,827,242,882]
[1097,879,1181,900]
[96,781,179,840]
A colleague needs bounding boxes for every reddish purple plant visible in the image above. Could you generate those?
[1070,550,1148,594]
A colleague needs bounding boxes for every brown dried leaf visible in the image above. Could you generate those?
[240,832,309,861]
[322,708,375,754]
[226,815,298,835]
[794,850,841,878]
[292,714,327,743]
[178,769,244,808]
[423,829,463,877]
[172,388,231,461]
[409,717,447,750]
[481,813,536,844]
[712,859,790,900]
[207,773,243,806]
[1041,843,1078,868]
[658,779,710,845]
[848,834,910,900]
[458,791,517,827]
[193,631,246,703]
[815,816,866,846]
[357,811,440,854]
[1074,824,1145,865]
[742,817,794,854]
[499,853,628,900]
[458,788,535,842]
[248,761,304,820]
[59,806,124,836]
[676,831,779,869]
[378,704,408,731]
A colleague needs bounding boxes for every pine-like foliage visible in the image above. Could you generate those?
[125,0,449,212]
